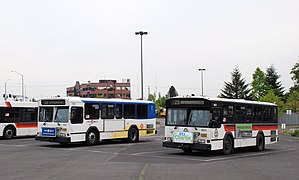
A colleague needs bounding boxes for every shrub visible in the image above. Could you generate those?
[291,130,299,137]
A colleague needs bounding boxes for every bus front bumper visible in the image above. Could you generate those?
[163,141,211,151]
[35,136,71,143]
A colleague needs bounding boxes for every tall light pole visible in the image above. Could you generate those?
[198,69,206,96]
[135,31,148,100]
[4,79,10,100]
[11,70,24,101]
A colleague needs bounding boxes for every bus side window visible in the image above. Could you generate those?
[245,105,252,123]
[263,107,272,122]
[210,108,221,128]
[223,105,234,123]
[137,104,148,119]
[235,105,246,122]
[115,104,123,119]
[5,107,21,123]
[253,106,262,122]
[21,108,37,122]
[272,107,278,123]
[124,104,135,119]
[71,107,83,124]
[101,104,114,119]
[85,103,99,119]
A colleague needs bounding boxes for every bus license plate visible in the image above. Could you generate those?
[173,132,193,144]
[42,127,56,137]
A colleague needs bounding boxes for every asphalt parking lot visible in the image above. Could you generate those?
[1,121,299,180]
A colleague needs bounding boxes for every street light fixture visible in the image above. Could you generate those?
[135,31,148,100]
[11,70,24,101]
[198,69,206,96]
[4,79,10,100]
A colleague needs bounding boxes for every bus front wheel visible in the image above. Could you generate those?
[3,126,15,139]
[222,135,233,155]
[86,129,98,146]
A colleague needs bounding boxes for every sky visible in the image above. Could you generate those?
[0,0,298,100]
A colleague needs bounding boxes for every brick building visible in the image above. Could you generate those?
[66,79,131,99]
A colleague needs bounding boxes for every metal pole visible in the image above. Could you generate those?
[198,69,206,96]
[140,35,143,100]
[135,31,147,100]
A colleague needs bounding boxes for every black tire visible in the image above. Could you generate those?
[86,129,98,146]
[255,133,265,151]
[3,126,15,139]
[222,135,233,155]
[127,127,139,143]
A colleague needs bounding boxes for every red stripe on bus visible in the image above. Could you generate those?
[15,123,38,128]
[252,126,278,131]
[5,101,12,108]
[224,125,235,132]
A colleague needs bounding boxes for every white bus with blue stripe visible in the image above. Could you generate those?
[35,97,156,145]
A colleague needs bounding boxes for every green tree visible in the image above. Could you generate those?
[147,93,156,102]
[286,90,299,113]
[167,86,178,98]
[265,64,284,97]
[251,67,270,100]
[220,67,252,100]
[259,90,285,116]
[156,93,166,108]
[290,61,299,92]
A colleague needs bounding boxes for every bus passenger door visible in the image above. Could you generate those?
[102,104,124,132]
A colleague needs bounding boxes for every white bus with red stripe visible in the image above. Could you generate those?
[0,101,38,139]
[163,96,278,154]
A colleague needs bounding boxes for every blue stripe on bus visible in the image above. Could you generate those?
[81,100,154,105]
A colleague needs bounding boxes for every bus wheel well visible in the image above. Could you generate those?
[3,125,16,139]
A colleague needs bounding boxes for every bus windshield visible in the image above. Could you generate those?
[54,107,69,123]
[39,107,53,122]
[166,108,211,127]
[39,107,69,123]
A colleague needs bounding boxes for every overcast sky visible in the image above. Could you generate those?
[0,0,298,100]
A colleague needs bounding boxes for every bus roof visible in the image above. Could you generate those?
[39,96,155,105]
[168,96,277,106]
[0,101,38,108]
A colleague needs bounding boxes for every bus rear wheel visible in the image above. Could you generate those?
[127,127,139,143]
[222,136,233,155]
[86,129,98,146]
[255,133,265,151]
[3,126,15,139]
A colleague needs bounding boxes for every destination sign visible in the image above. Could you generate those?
[167,99,206,106]
[41,100,66,105]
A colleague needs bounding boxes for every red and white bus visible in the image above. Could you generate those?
[0,101,38,139]
[163,96,278,154]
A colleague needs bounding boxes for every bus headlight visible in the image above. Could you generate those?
[60,133,66,137]
[36,132,41,136]
[198,139,205,143]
